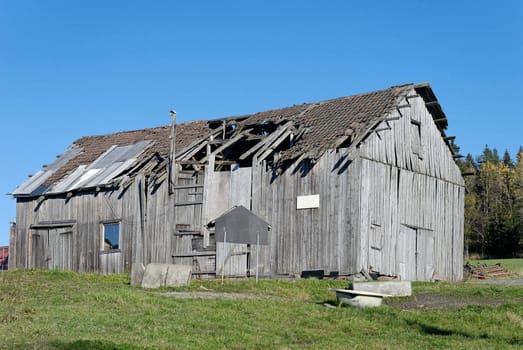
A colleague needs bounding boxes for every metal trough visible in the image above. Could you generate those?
[329,288,391,308]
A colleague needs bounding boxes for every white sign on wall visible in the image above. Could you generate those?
[297,194,320,209]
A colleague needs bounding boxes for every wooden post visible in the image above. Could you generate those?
[8,222,15,270]
[168,110,176,194]
[221,228,226,285]
[255,231,259,284]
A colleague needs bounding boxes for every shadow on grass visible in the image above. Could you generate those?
[55,340,146,350]
[6,340,146,350]
[406,319,490,339]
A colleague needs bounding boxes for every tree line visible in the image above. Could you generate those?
[457,146,523,259]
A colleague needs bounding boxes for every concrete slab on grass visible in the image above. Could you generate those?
[142,264,169,289]
[141,264,192,289]
[165,265,192,287]
[131,263,146,287]
[352,280,412,297]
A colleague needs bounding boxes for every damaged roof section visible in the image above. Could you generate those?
[13,121,211,197]
[13,83,454,198]
[195,84,415,165]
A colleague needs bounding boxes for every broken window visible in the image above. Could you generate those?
[102,222,120,251]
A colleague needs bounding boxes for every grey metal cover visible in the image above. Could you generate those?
[14,140,152,196]
[214,205,269,245]
[48,140,151,194]
[12,145,83,196]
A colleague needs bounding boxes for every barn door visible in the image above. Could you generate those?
[416,229,434,281]
[368,223,383,272]
[397,225,416,280]
[32,230,50,269]
[32,228,73,270]
[397,225,434,281]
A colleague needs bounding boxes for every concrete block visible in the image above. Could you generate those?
[352,280,412,297]
[141,263,192,289]
[330,288,391,308]
[131,263,146,287]
[165,265,192,287]
[141,264,169,289]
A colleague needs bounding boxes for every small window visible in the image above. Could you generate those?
[102,223,120,251]
[410,120,422,158]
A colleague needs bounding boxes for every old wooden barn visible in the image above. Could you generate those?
[11,83,465,281]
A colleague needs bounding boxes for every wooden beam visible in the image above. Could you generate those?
[200,129,251,163]
[176,160,202,165]
[239,121,294,160]
[174,201,203,206]
[444,136,456,141]
[168,110,176,194]
[191,271,217,275]
[433,118,447,123]
[256,129,293,162]
[384,116,401,121]
[178,140,208,161]
[215,160,237,165]
[173,251,216,257]
[453,154,464,159]
[333,135,350,148]
[173,184,204,189]
[176,129,221,160]
[201,154,215,247]
[425,101,439,107]
[374,126,391,133]
[30,220,76,229]
[174,230,202,236]
[245,134,265,141]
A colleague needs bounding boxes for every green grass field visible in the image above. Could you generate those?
[0,270,522,349]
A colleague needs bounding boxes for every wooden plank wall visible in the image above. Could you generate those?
[358,90,463,185]
[252,150,361,276]
[14,174,175,274]
[13,201,28,269]
[357,88,464,281]
[213,167,251,277]
[12,87,464,281]
[359,159,464,280]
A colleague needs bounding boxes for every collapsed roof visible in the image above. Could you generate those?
[13,83,455,198]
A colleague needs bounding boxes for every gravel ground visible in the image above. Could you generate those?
[384,293,506,310]
[470,279,523,285]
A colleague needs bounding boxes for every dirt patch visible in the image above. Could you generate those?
[471,279,523,286]
[161,291,261,299]
[385,293,504,310]
[155,291,287,301]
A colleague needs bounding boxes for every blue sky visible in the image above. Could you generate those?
[0,1,521,246]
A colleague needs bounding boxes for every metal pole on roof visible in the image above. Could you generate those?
[168,110,177,194]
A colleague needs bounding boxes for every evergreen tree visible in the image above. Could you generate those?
[465,147,523,257]
[502,149,513,168]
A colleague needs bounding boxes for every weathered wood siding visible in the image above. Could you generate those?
[13,177,174,274]
[215,167,251,277]
[170,165,252,277]
[12,87,464,281]
[357,88,464,281]
[252,151,361,276]
[358,90,463,184]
